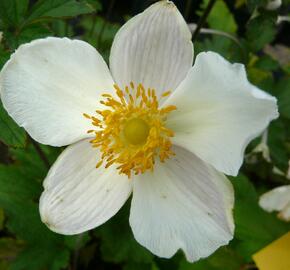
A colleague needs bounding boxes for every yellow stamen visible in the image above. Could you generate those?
[162,90,171,97]
[83,113,91,119]
[84,83,176,177]
[130,81,135,89]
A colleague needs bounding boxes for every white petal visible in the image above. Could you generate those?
[40,139,132,235]
[0,37,114,147]
[164,52,278,176]
[129,146,234,262]
[259,185,290,213]
[110,1,193,97]
[279,202,290,221]
[266,0,282,10]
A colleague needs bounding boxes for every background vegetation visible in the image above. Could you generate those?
[0,0,290,269]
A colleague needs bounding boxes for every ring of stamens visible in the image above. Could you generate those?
[83,82,176,178]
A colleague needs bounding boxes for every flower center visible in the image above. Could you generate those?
[124,118,149,145]
[83,82,176,178]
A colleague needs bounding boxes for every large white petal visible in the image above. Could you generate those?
[40,139,132,235]
[110,1,193,97]
[164,52,278,176]
[129,146,234,262]
[0,37,114,146]
[259,185,290,213]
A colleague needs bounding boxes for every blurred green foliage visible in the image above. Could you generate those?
[0,0,290,269]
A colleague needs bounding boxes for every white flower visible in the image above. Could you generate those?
[259,185,290,222]
[287,160,290,179]
[266,0,282,10]
[247,129,271,163]
[0,0,278,262]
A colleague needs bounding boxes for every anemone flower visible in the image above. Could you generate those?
[259,185,290,221]
[0,0,278,262]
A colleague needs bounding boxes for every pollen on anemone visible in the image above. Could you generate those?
[84,83,176,177]
[0,0,278,262]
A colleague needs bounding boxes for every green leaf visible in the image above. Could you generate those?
[202,0,238,33]
[0,46,10,69]
[268,120,289,170]
[247,67,273,86]
[0,208,4,230]
[95,203,153,264]
[254,55,280,71]
[64,233,91,250]
[51,20,74,37]
[0,165,40,201]
[0,261,9,270]
[27,0,94,24]
[0,238,24,264]
[5,24,52,49]
[80,16,120,60]
[178,247,244,270]
[11,246,70,270]
[276,76,290,119]
[0,102,26,148]
[0,0,29,27]
[194,36,244,63]
[86,0,102,12]
[246,13,277,51]
[0,146,70,270]
[247,0,268,11]
[123,262,157,270]
[232,175,290,261]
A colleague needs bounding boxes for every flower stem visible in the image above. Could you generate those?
[28,135,50,169]
[192,0,216,41]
